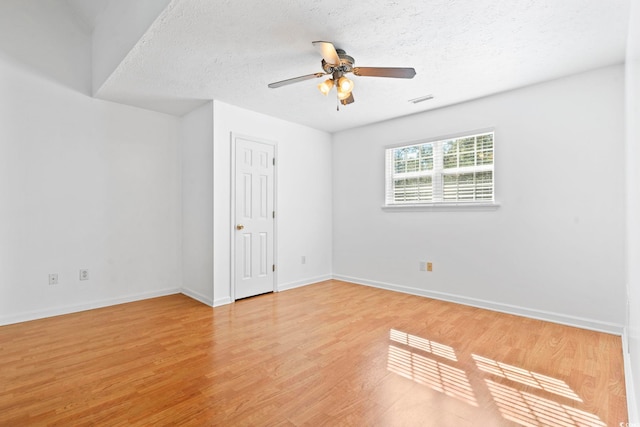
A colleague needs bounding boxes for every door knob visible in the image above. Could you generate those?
[236,224,244,230]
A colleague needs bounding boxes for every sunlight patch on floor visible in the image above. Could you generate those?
[389,329,457,361]
[472,354,582,402]
[485,379,605,427]
[387,344,478,407]
[385,330,606,426]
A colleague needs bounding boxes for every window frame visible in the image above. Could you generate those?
[383,128,499,211]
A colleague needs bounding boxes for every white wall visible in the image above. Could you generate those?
[0,0,90,94]
[212,101,332,305]
[333,65,626,332]
[625,0,640,421]
[0,14,181,325]
[180,102,214,305]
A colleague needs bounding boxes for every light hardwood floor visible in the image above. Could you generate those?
[0,280,628,426]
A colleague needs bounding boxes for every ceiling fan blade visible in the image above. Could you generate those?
[312,41,341,66]
[340,92,355,105]
[268,72,326,88]
[353,67,416,79]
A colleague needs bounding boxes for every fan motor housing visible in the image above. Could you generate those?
[322,49,354,74]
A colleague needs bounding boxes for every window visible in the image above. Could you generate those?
[385,131,494,206]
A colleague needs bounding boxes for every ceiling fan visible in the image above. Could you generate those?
[268,41,416,107]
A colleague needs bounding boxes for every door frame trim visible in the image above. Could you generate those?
[229,132,278,302]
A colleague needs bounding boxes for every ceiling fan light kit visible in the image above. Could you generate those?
[336,77,354,100]
[268,41,416,109]
[318,78,334,95]
[337,76,354,92]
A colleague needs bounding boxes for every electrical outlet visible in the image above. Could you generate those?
[427,262,433,272]
[419,261,426,272]
[301,256,306,264]
[49,273,58,285]
[79,269,89,281]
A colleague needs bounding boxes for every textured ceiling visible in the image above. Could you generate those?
[81,0,629,133]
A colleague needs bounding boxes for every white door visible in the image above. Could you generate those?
[233,137,275,300]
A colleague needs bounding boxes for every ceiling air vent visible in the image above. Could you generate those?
[409,94,434,104]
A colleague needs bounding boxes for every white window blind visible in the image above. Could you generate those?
[385,131,494,206]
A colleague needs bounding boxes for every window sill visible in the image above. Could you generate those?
[381,202,501,212]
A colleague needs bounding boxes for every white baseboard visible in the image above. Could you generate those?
[213,296,232,307]
[277,275,333,292]
[207,275,332,306]
[0,288,182,326]
[181,287,214,306]
[622,328,640,423]
[332,275,625,335]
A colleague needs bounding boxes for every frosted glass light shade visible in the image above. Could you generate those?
[338,76,354,92]
[317,79,334,95]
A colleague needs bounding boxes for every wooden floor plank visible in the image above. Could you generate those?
[0,280,628,426]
